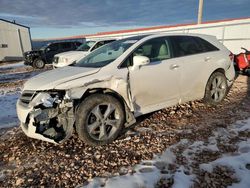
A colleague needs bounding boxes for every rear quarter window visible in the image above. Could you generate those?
[170,36,218,58]
[194,37,219,52]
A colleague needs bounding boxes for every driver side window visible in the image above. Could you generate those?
[120,37,172,68]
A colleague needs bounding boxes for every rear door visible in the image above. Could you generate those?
[170,36,219,102]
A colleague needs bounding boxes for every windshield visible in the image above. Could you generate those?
[74,38,139,68]
[76,41,96,51]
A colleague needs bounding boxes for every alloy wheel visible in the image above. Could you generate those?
[86,103,120,141]
[210,75,227,102]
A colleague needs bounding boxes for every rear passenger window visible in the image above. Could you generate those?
[133,37,172,62]
[171,36,203,57]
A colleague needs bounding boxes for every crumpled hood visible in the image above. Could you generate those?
[23,66,100,91]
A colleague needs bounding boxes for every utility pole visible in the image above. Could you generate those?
[197,0,204,24]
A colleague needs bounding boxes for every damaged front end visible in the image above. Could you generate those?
[16,90,74,144]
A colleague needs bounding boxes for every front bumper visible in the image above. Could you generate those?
[16,99,58,144]
[16,92,75,144]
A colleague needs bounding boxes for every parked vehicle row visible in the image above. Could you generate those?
[23,41,82,69]
[17,33,235,146]
[23,39,116,69]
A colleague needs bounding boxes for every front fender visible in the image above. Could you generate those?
[65,76,134,111]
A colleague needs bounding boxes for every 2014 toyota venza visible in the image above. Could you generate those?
[16,33,235,146]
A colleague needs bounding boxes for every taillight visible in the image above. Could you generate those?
[229,52,234,62]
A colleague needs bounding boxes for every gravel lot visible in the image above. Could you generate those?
[0,62,249,187]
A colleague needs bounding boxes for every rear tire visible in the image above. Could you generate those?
[204,72,228,105]
[76,94,125,146]
[33,58,45,69]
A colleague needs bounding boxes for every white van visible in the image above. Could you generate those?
[52,39,116,68]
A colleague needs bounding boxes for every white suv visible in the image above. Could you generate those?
[52,39,116,68]
[16,33,235,146]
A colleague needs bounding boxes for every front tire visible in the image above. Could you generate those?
[33,58,45,69]
[76,94,125,146]
[204,72,228,105]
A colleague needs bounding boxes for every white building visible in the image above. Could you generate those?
[36,17,250,54]
[84,17,250,54]
[0,19,32,62]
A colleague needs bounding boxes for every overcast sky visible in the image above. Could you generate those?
[0,0,249,39]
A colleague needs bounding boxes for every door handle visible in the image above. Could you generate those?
[170,64,180,70]
[204,57,211,62]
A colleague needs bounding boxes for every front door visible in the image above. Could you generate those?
[128,37,181,115]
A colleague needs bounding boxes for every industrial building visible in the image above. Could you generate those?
[84,17,250,54]
[0,19,32,62]
[32,17,250,55]
[50,17,249,54]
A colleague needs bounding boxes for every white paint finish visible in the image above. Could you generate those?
[129,58,181,114]
[23,66,100,91]
[16,33,235,142]
[178,53,209,102]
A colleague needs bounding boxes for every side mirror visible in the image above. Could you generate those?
[132,55,150,71]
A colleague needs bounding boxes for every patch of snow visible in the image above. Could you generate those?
[83,117,250,188]
[200,148,250,188]
[232,119,250,132]
[155,147,176,164]
[0,88,20,128]
[199,121,250,188]
[86,166,160,188]
[172,166,194,188]
[0,61,25,69]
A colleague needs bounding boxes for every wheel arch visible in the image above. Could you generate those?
[75,87,136,127]
[81,88,128,108]
[205,68,226,87]
[202,68,226,98]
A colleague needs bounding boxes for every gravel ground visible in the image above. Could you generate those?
[0,62,249,187]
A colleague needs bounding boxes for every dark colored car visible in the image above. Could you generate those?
[23,41,82,68]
